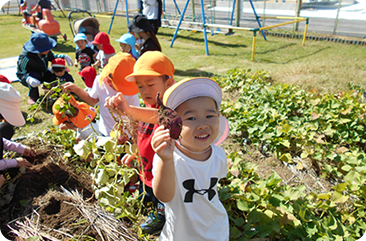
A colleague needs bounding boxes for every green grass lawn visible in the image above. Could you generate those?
[1,10,366,136]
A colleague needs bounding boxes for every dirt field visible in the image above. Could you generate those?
[0,140,140,240]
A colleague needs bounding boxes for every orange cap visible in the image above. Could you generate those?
[99,52,138,95]
[125,51,174,82]
[52,96,97,128]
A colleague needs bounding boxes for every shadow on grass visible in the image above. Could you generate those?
[53,41,75,53]
[256,43,298,54]
[158,32,248,48]
[258,46,331,64]
[174,69,215,78]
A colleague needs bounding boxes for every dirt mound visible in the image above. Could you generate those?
[0,142,132,240]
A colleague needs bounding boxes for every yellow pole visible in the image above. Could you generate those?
[302,19,309,46]
[251,31,257,61]
[260,19,303,31]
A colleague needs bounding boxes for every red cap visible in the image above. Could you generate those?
[91,32,115,55]
[0,75,11,84]
[79,66,97,88]
[52,58,69,71]
[52,58,66,67]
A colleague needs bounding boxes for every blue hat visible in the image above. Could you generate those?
[24,32,57,54]
[74,33,87,43]
[78,26,87,33]
[116,33,139,58]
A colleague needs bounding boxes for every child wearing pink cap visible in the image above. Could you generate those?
[91,32,116,70]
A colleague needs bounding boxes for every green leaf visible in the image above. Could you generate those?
[317,193,330,200]
[230,226,242,239]
[280,153,293,163]
[282,123,292,133]
[279,139,290,148]
[237,199,251,212]
[26,237,41,241]
[332,191,348,204]
[341,164,352,172]
[328,213,338,230]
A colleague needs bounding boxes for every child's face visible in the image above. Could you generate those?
[175,96,220,153]
[120,43,131,53]
[135,76,173,106]
[76,40,87,50]
[96,43,103,50]
[54,68,66,77]
[86,34,93,42]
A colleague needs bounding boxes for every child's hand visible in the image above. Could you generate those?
[16,158,33,168]
[63,82,78,92]
[121,154,135,167]
[60,122,77,131]
[105,93,130,115]
[152,125,175,162]
[23,147,36,157]
[75,63,78,68]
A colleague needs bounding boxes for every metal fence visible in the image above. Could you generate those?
[2,0,365,38]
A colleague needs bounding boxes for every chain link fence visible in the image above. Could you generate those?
[2,0,365,38]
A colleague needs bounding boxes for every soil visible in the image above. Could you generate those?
[0,140,139,241]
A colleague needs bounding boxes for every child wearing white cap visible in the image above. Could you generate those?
[0,83,36,188]
[151,78,230,241]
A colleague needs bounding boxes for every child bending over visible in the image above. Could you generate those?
[52,95,98,143]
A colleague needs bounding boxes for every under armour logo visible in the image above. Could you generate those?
[183,178,218,203]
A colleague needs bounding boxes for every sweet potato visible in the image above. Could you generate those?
[156,92,182,139]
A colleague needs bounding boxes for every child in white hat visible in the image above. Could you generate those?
[0,83,36,188]
[151,78,229,241]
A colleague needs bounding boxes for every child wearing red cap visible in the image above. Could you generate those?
[78,66,97,91]
[0,75,11,84]
[91,32,116,70]
[50,58,74,83]
[52,95,98,143]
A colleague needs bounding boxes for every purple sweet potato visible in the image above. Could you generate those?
[156,92,182,139]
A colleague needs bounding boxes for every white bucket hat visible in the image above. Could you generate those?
[0,83,25,127]
[163,77,230,145]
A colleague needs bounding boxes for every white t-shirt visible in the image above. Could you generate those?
[142,0,159,20]
[152,144,229,241]
[88,75,140,136]
[96,51,116,69]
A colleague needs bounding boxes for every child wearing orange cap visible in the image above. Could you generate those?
[91,32,116,70]
[105,51,176,234]
[52,95,98,143]
[64,52,140,137]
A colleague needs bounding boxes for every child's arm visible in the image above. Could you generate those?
[152,125,176,203]
[92,60,100,68]
[63,82,99,106]
[105,93,158,124]
[92,52,97,62]
[31,2,39,12]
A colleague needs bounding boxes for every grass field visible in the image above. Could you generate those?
[1,10,366,136]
